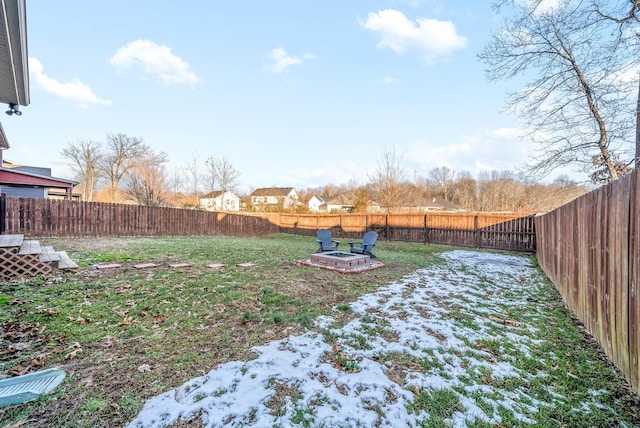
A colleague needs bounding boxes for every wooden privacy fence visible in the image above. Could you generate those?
[1,197,278,237]
[257,211,536,252]
[1,196,536,251]
[535,169,639,393]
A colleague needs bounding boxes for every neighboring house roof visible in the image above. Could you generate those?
[0,166,78,189]
[251,187,295,197]
[0,0,29,107]
[425,197,461,210]
[309,195,325,203]
[325,193,353,206]
[1,161,77,190]
[406,196,461,211]
[201,190,236,199]
[323,192,381,210]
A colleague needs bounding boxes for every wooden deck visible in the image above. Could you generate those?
[18,240,42,255]
[0,234,24,248]
[57,251,78,269]
[0,234,78,279]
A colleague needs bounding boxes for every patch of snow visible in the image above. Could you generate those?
[126,250,622,427]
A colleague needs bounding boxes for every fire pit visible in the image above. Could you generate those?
[310,251,370,269]
[299,251,384,273]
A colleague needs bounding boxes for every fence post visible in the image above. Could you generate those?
[424,214,428,245]
[0,193,5,234]
[386,215,389,242]
[474,215,479,248]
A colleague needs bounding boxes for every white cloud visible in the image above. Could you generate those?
[379,76,399,85]
[28,57,111,107]
[109,39,198,86]
[613,64,640,83]
[395,0,443,11]
[403,127,532,176]
[530,0,562,14]
[275,160,362,189]
[264,48,315,74]
[360,9,467,62]
[490,127,521,139]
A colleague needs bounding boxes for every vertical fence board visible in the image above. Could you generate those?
[535,169,639,393]
[2,198,536,252]
[2,198,281,238]
[630,171,640,391]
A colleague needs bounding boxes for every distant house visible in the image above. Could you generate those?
[0,159,78,200]
[400,197,462,212]
[199,190,241,212]
[250,187,298,211]
[307,195,325,212]
[324,193,354,213]
[321,192,382,213]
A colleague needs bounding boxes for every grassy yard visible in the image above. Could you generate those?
[0,234,638,427]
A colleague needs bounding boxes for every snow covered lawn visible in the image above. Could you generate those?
[127,250,632,427]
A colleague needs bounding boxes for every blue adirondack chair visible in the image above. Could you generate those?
[348,231,378,258]
[316,229,340,252]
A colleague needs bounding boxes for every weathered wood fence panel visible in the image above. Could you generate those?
[2,197,536,252]
[535,169,639,393]
[2,197,279,237]
[252,211,535,252]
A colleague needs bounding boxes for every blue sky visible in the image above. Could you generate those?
[3,1,549,193]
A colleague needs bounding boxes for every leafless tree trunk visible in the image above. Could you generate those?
[124,151,169,206]
[205,155,240,210]
[452,171,478,211]
[100,133,149,202]
[368,146,410,213]
[204,156,218,195]
[593,1,640,170]
[428,166,457,202]
[216,157,240,192]
[480,0,638,183]
[184,152,202,206]
[61,139,102,201]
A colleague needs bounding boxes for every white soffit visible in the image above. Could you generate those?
[0,0,29,106]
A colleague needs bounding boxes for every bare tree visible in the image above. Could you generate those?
[428,166,457,202]
[124,151,169,206]
[452,170,478,210]
[216,157,240,193]
[591,1,640,168]
[203,155,240,210]
[100,133,149,202]
[204,156,218,195]
[352,188,371,213]
[593,0,640,24]
[184,152,202,206]
[61,139,102,201]
[479,0,639,183]
[368,146,410,212]
[169,168,184,195]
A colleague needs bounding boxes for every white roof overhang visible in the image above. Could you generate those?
[0,0,29,107]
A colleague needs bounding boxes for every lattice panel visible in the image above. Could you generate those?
[0,249,55,279]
